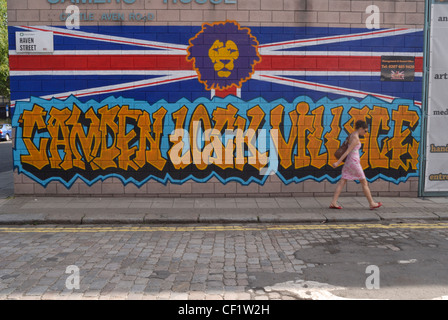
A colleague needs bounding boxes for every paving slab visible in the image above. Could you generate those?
[375,210,439,221]
[0,190,447,225]
[0,213,46,225]
[323,210,381,222]
[433,211,448,220]
[82,213,146,224]
[144,213,199,224]
[44,212,85,224]
[198,213,258,223]
[258,212,326,223]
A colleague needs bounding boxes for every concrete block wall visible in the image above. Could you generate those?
[7,0,425,28]
[8,0,425,197]
[14,169,420,198]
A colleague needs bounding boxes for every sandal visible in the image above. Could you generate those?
[329,204,343,210]
[370,202,383,210]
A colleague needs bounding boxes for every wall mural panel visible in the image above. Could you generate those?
[9,22,424,190]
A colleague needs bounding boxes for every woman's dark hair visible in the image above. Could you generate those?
[355,120,368,130]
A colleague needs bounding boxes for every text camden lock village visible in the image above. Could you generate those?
[14,97,420,187]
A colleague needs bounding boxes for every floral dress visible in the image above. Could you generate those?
[341,142,366,181]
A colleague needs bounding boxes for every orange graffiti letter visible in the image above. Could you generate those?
[294,102,313,168]
[19,104,50,170]
[324,106,343,165]
[270,104,298,170]
[117,105,141,171]
[368,106,390,169]
[66,104,102,170]
[47,107,73,170]
[388,105,419,170]
[93,105,120,170]
[309,105,326,169]
[135,108,167,171]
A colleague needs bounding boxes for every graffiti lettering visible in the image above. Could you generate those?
[13,96,421,187]
[18,104,50,170]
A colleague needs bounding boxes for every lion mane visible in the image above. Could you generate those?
[187,21,261,91]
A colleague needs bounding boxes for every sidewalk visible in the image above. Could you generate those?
[1,169,448,225]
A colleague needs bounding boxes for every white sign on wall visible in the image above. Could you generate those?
[425,1,448,193]
[15,31,54,54]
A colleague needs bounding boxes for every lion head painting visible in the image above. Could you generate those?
[187,21,262,91]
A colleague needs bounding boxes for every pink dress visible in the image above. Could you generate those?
[341,142,366,181]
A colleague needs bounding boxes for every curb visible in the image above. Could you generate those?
[0,210,446,225]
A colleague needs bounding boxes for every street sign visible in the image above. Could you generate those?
[15,31,54,54]
[422,0,448,194]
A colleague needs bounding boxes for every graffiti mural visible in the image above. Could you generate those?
[9,22,424,189]
[13,95,420,187]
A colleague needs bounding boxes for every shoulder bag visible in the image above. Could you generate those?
[334,137,349,160]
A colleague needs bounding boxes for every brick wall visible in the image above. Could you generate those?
[7,0,425,28]
[8,0,425,197]
[15,169,420,198]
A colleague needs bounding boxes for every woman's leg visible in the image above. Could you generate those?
[331,179,347,207]
[360,179,378,207]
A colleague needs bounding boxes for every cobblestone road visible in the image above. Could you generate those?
[1,222,448,300]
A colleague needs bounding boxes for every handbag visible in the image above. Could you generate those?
[334,137,349,160]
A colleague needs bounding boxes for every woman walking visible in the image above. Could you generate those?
[329,120,382,210]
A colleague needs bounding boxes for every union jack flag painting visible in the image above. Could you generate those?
[8,23,424,188]
[391,71,405,80]
[9,23,423,106]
